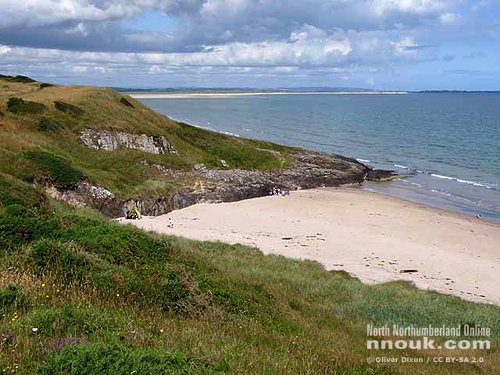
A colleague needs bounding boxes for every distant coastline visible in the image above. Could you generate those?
[128,91,408,99]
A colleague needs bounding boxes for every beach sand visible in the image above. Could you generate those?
[119,187,500,305]
[128,91,407,99]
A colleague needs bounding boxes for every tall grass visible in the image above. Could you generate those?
[0,178,498,374]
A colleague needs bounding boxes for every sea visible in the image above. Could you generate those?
[139,92,500,221]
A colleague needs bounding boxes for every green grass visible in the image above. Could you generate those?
[0,177,498,374]
[0,79,294,199]
[1,78,499,374]
[23,151,84,188]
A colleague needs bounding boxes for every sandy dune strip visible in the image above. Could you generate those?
[128,91,407,99]
[119,188,500,305]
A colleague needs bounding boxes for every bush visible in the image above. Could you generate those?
[35,343,225,375]
[38,118,64,132]
[39,83,54,89]
[60,216,171,265]
[120,97,134,108]
[54,101,83,116]
[0,174,44,208]
[10,75,36,83]
[0,284,30,314]
[161,269,195,312]
[7,97,23,108]
[7,97,46,114]
[0,205,59,249]
[23,151,84,188]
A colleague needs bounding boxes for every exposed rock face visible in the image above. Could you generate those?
[80,129,177,155]
[46,182,121,217]
[52,149,373,218]
[134,150,370,215]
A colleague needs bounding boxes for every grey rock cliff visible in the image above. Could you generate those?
[80,129,177,155]
[52,149,380,218]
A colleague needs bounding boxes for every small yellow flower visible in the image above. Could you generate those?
[159,328,164,333]
[41,283,45,288]
[116,293,120,297]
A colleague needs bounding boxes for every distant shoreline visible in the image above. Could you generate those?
[128,91,408,99]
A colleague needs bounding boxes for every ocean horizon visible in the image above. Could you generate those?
[139,92,500,221]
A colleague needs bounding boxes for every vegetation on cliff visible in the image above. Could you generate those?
[0,77,293,201]
[1,76,499,374]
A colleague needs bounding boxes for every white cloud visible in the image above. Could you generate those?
[393,37,420,56]
[373,0,451,15]
[440,12,461,25]
[0,0,492,89]
[0,0,143,28]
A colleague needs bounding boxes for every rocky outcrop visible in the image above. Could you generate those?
[80,129,177,155]
[51,150,393,218]
[46,182,121,217]
[365,169,400,182]
[132,150,370,215]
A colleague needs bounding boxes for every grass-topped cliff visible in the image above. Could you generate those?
[0,76,294,199]
[0,75,368,217]
[1,76,499,374]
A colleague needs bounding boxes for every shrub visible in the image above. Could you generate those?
[0,205,59,249]
[38,117,64,132]
[7,97,46,114]
[0,174,44,208]
[161,269,194,312]
[7,97,23,108]
[11,75,36,83]
[30,238,124,287]
[0,284,30,314]
[31,238,64,275]
[54,101,83,116]
[120,97,134,108]
[35,343,225,375]
[59,216,171,265]
[39,83,54,89]
[23,151,84,188]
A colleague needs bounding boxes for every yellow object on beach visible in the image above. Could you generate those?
[126,207,142,220]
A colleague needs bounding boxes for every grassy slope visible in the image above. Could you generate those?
[0,78,293,199]
[1,78,499,374]
[1,174,499,375]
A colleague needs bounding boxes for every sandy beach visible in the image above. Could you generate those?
[128,91,407,99]
[120,187,500,305]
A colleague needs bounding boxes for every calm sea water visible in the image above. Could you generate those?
[140,93,500,221]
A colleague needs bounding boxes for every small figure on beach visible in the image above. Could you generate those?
[269,186,290,196]
[168,217,174,228]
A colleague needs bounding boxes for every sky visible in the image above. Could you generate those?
[0,0,499,90]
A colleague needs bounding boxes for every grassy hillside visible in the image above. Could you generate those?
[1,77,499,374]
[1,176,499,374]
[0,77,293,199]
